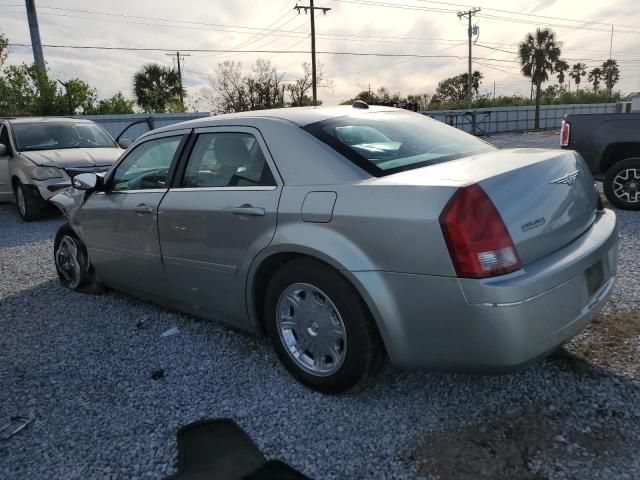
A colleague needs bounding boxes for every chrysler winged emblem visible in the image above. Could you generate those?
[550,170,580,186]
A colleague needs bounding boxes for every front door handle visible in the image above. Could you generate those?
[135,203,154,214]
[230,204,265,217]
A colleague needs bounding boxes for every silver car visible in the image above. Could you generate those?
[0,117,122,221]
[51,105,618,393]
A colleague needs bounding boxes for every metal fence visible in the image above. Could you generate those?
[422,103,618,135]
[79,112,211,140]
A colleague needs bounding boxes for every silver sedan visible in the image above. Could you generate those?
[52,105,618,393]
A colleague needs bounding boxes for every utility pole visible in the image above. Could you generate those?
[25,0,45,72]
[166,51,190,109]
[609,25,614,60]
[295,1,331,106]
[457,7,480,111]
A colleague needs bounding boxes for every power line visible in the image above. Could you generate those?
[6,42,525,61]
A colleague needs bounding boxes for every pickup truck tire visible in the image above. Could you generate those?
[14,180,43,221]
[603,157,640,210]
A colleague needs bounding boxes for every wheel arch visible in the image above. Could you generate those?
[246,247,391,360]
[600,142,640,173]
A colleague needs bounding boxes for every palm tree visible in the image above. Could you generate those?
[554,59,569,88]
[518,28,561,129]
[569,63,587,94]
[133,64,184,112]
[588,67,603,92]
[601,59,620,98]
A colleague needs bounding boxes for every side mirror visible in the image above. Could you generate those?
[0,143,7,156]
[117,138,132,149]
[72,173,101,191]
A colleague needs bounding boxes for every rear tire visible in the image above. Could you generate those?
[264,258,383,394]
[54,224,104,294]
[14,181,43,221]
[603,157,640,210]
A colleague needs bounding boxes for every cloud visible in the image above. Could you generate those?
[1,0,639,108]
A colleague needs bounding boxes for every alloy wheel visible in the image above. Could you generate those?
[613,168,640,204]
[16,187,26,217]
[55,236,83,289]
[276,283,347,377]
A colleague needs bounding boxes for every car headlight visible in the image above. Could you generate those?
[31,166,64,180]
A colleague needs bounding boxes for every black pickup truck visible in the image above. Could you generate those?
[561,112,640,210]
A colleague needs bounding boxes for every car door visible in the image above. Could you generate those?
[76,130,187,299]
[0,124,13,202]
[158,127,282,328]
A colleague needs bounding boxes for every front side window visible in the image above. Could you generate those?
[182,132,275,188]
[13,122,116,151]
[304,111,495,176]
[112,136,182,191]
[0,126,10,155]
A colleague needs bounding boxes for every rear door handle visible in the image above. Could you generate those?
[230,204,265,217]
[135,203,154,214]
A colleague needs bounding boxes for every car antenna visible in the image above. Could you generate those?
[352,100,369,109]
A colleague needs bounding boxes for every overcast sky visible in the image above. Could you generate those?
[1,0,639,109]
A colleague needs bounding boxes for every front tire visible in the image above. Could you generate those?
[603,157,640,210]
[14,181,43,221]
[54,224,104,293]
[264,258,383,394]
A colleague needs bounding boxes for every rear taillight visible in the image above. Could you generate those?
[560,120,570,147]
[439,184,521,278]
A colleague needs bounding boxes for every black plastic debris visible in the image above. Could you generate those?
[151,369,165,380]
[165,418,309,480]
[0,416,34,440]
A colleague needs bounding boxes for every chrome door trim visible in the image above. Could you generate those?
[167,186,277,193]
[95,189,168,195]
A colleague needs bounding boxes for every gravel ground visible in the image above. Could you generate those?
[1,131,639,480]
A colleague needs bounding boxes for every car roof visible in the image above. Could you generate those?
[154,105,402,132]
[6,117,96,125]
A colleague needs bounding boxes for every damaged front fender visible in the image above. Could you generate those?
[50,187,88,220]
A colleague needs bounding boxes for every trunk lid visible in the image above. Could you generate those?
[388,148,597,265]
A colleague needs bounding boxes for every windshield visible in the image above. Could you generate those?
[304,111,495,176]
[13,122,116,152]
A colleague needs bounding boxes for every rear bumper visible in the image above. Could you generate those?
[350,209,618,371]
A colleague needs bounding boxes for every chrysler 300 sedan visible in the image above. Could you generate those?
[51,104,618,393]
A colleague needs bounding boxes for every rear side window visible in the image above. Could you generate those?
[304,111,495,176]
[181,132,275,188]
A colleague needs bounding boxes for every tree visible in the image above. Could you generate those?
[570,63,587,93]
[93,92,136,114]
[204,59,285,113]
[0,33,8,69]
[288,62,329,107]
[0,63,59,115]
[57,78,97,114]
[588,67,603,91]
[430,71,483,104]
[554,59,569,87]
[519,28,561,129]
[133,64,184,113]
[601,59,620,98]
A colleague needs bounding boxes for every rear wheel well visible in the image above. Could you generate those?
[251,253,381,348]
[601,143,640,173]
[252,253,314,336]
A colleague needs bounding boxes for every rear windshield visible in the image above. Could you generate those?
[304,111,495,176]
[13,122,116,152]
